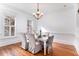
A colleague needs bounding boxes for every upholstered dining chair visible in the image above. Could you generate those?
[21,33,29,50]
[46,35,54,54]
[28,34,42,54]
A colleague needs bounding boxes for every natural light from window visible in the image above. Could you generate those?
[41,26,48,32]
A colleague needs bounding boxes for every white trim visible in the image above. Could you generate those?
[0,36,16,39]
[53,32,75,36]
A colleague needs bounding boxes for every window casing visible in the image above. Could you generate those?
[4,16,15,37]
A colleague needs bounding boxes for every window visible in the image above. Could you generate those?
[4,16,15,36]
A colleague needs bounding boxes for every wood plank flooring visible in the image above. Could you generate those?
[0,42,78,56]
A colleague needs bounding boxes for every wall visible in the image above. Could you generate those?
[0,4,77,47]
[37,5,76,45]
[0,4,33,47]
[38,9,75,34]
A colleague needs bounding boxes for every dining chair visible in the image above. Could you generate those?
[46,35,54,54]
[21,33,27,50]
[28,34,42,54]
[21,33,29,50]
[25,33,30,49]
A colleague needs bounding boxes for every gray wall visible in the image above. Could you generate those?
[0,4,31,47]
[0,4,77,47]
[38,8,75,34]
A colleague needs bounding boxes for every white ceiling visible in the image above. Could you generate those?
[2,3,75,14]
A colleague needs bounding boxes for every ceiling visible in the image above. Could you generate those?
[1,3,75,14]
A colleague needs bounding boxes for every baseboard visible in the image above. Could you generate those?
[0,40,21,47]
[53,33,75,36]
[54,41,74,46]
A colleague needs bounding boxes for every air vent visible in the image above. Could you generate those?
[78,9,79,13]
[64,5,66,7]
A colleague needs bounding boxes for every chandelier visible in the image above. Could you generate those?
[33,3,43,20]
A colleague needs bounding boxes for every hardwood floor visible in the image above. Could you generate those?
[0,42,78,56]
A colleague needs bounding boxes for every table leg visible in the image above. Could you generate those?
[44,41,46,55]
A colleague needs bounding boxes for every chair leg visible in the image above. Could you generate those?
[48,46,51,54]
[48,47,50,54]
[48,46,53,54]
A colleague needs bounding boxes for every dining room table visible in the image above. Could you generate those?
[37,35,48,55]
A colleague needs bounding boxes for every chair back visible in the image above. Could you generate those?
[28,34,36,51]
[21,33,28,49]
